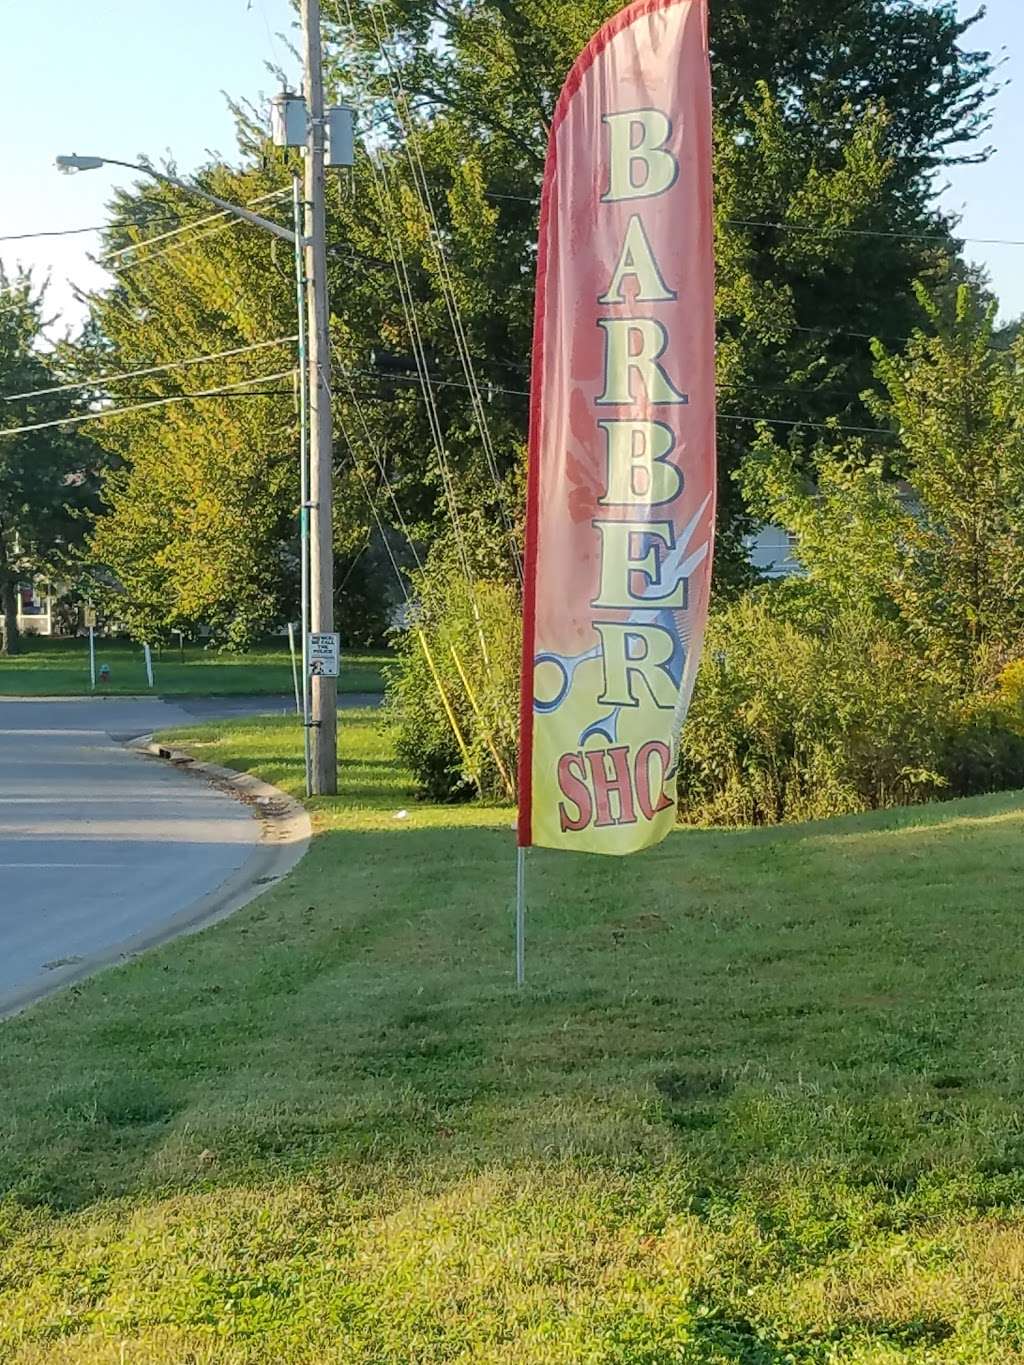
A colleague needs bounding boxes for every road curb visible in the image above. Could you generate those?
[0,741,312,1023]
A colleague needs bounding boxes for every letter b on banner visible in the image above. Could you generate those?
[602,109,678,201]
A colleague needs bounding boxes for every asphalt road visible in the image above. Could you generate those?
[0,696,312,1015]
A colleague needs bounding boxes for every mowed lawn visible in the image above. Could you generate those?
[0,636,389,697]
[4,713,1024,1361]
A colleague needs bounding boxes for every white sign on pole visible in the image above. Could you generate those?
[308,631,340,677]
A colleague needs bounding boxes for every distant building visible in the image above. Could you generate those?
[16,580,54,636]
[746,524,802,580]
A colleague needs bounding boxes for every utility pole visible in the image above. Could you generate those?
[59,12,346,797]
[301,0,338,794]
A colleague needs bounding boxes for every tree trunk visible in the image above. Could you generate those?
[0,533,20,656]
[1,579,19,657]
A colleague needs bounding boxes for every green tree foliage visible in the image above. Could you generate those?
[0,268,105,655]
[677,595,956,825]
[79,165,302,647]
[78,2,994,651]
[744,283,1024,685]
[389,565,519,803]
[327,0,994,575]
[677,281,1024,825]
[372,0,997,797]
[677,591,1024,827]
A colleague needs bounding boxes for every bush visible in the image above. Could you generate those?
[940,661,1024,797]
[941,708,1024,799]
[996,660,1024,733]
[677,595,958,826]
[388,564,1024,820]
[387,557,519,803]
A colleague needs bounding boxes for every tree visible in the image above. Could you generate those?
[320,0,995,580]
[79,164,303,647]
[742,282,1024,686]
[79,0,997,646]
[870,284,1024,678]
[0,268,105,655]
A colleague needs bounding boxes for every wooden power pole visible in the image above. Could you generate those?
[301,0,338,795]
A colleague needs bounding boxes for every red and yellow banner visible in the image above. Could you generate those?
[518,0,716,856]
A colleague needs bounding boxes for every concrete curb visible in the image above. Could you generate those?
[0,740,312,1022]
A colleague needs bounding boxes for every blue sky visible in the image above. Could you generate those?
[0,0,299,331]
[939,0,1024,321]
[1,0,1021,330]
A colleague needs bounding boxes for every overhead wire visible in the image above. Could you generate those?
[332,342,425,575]
[0,369,296,439]
[98,189,290,264]
[0,215,183,245]
[105,207,290,279]
[351,365,897,438]
[0,335,299,403]
[335,406,414,605]
[361,146,480,604]
[352,0,523,586]
[335,344,511,794]
[483,191,1024,250]
[728,218,1024,248]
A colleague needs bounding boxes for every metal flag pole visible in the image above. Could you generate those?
[293,172,313,799]
[287,620,302,715]
[515,844,526,988]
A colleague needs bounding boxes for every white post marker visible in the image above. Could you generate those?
[515,846,526,988]
[308,631,340,679]
[288,621,302,715]
[143,642,155,689]
[85,606,97,690]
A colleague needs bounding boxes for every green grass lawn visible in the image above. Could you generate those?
[4,715,1024,1361]
[0,636,388,697]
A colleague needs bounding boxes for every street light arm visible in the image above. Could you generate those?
[57,155,299,245]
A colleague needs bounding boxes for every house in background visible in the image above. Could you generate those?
[747,524,802,580]
[16,581,54,636]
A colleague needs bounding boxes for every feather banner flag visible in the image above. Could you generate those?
[518,0,716,856]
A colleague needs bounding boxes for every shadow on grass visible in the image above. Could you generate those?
[3,791,1024,1216]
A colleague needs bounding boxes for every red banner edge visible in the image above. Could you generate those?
[516,139,555,849]
[517,0,700,850]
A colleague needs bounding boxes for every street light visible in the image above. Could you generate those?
[55,155,299,244]
[54,71,353,798]
[56,151,320,796]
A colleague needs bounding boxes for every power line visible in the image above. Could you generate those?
[729,218,1024,249]
[0,192,291,252]
[791,323,909,343]
[98,190,290,264]
[357,0,522,587]
[0,335,298,403]
[0,215,182,244]
[104,213,292,281]
[351,367,895,437]
[482,192,1024,251]
[105,219,257,279]
[717,411,893,437]
[0,369,296,439]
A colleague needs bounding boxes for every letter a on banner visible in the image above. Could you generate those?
[518,0,716,858]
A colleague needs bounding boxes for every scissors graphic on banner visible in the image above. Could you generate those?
[534,496,711,750]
